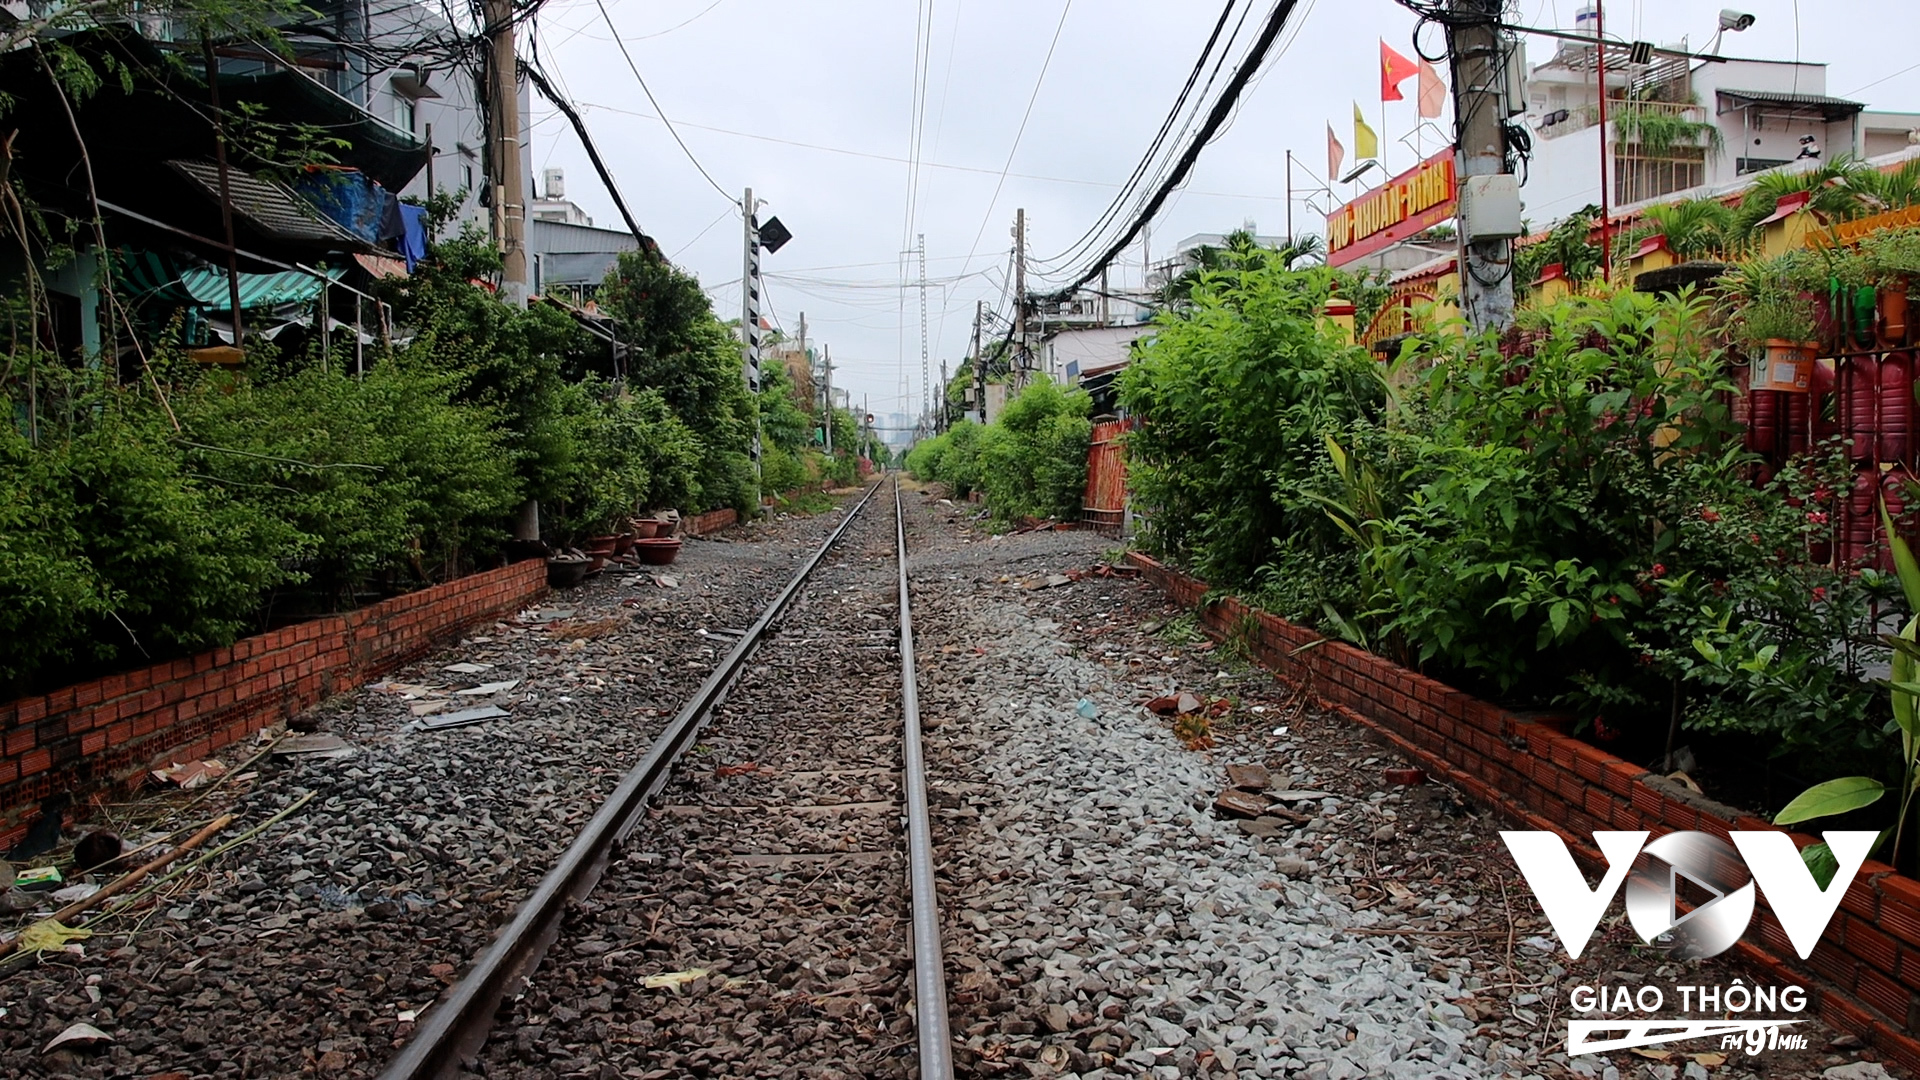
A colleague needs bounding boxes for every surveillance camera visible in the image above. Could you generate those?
[1718,9,1756,32]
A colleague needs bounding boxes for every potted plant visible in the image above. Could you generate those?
[1864,228,1920,348]
[1734,296,1819,391]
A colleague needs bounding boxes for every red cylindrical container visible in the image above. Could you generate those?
[1843,469,1879,567]
[1749,389,1778,456]
[1881,351,1914,466]
[1843,355,1879,462]
[1879,469,1910,571]
[1785,392,1811,457]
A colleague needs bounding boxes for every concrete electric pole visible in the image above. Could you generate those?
[1013,208,1027,389]
[484,0,527,308]
[970,300,985,425]
[822,344,834,454]
[1446,0,1520,332]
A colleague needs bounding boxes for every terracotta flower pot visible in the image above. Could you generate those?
[1879,284,1910,348]
[584,535,619,557]
[633,538,682,565]
[613,532,636,556]
[1754,340,1815,393]
[629,518,662,540]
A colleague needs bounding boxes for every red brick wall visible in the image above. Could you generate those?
[681,508,738,536]
[1129,552,1920,1071]
[0,560,548,849]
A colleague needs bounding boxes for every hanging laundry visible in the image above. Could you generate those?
[398,203,428,271]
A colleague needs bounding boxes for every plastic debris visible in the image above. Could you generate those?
[442,662,493,674]
[455,679,520,696]
[18,919,90,952]
[50,882,101,904]
[1075,698,1099,719]
[151,759,227,790]
[644,968,710,993]
[43,1022,111,1054]
[14,866,62,891]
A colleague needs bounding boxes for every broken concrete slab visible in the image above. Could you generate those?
[1226,763,1271,791]
[454,679,520,697]
[1213,789,1271,819]
[418,706,509,731]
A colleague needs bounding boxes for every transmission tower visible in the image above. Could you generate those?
[917,234,930,426]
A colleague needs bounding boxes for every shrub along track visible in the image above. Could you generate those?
[463,479,941,1079]
[0,497,870,1080]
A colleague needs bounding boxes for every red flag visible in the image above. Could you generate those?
[1418,57,1447,119]
[1381,39,1418,102]
[1327,123,1345,182]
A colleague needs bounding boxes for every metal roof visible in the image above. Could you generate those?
[1716,89,1865,119]
[166,160,364,247]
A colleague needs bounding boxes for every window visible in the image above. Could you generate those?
[393,94,415,134]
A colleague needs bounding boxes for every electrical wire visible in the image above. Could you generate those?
[591,0,736,205]
[672,203,737,259]
[1036,0,1247,273]
[955,0,1073,279]
[1039,0,1304,300]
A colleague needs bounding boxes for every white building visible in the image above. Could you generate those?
[1520,12,1920,225]
[1038,325,1154,385]
[531,168,595,226]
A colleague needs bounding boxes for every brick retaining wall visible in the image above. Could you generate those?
[1129,552,1920,1070]
[0,560,548,850]
[680,508,738,537]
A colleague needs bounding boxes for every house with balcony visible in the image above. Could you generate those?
[1521,19,1919,226]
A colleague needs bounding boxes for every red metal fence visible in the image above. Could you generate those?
[1084,419,1132,529]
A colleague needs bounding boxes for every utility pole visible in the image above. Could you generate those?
[1593,0,1614,280]
[1446,0,1516,331]
[970,300,985,425]
[862,393,871,463]
[484,0,527,307]
[1285,149,1294,242]
[822,344,834,453]
[200,35,245,346]
[1013,208,1027,390]
[740,187,763,499]
[938,360,949,433]
[1099,266,1109,325]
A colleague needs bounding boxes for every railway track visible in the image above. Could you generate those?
[378,476,954,1079]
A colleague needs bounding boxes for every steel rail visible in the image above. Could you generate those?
[894,478,955,1080]
[378,479,887,1080]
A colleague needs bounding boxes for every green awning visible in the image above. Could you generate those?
[177,267,340,311]
[118,249,343,311]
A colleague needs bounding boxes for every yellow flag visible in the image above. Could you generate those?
[1354,102,1379,161]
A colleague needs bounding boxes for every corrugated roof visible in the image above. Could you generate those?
[167,160,364,247]
[1717,89,1865,117]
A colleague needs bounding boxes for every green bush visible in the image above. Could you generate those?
[976,379,1092,523]
[177,356,516,585]
[1121,265,1383,583]
[1121,270,1900,775]
[1,363,297,692]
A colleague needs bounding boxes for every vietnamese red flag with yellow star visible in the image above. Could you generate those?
[1381,39,1418,102]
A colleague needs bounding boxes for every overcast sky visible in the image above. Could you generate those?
[519,0,1920,422]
